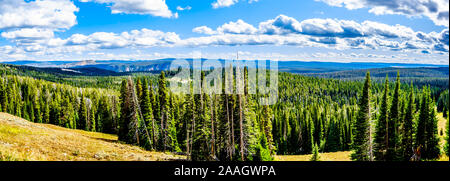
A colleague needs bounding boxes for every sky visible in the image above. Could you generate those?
[0,0,448,64]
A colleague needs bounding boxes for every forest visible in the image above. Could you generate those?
[0,63,448,161]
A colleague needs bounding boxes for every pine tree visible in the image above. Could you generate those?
[325,116,341,152]
[310,143,321,161]
[386,71,401,160]
[141,78,155,149]
[425,107,440,159]
[351,72,372,161]
[374,75,389,161]
[158,71,172,151]
[78,94,88,130]
[261,103,275,155]
[400,84,414,161]
[89,103,96,132]
[0,78,7,112]
[416,87,441,160]
[191,71,211,161]
[416,88,428,152]
[118,80,129,142]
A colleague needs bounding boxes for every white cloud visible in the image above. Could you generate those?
[212,0,239,9]
[316,0,449,27]
[80,0,176,18]
[217,19,258,34]
[0,0,78,30]
[193,26,217,35]
[177,6,192,11]
[1,28,54,40]
[212,0,259,9]
[2,14,448,62]
[258,15,302,34]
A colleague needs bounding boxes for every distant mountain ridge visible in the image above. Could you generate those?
[1,59,448,75]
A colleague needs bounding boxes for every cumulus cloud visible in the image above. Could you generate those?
[80,0,176,18]
[217,19,258,34]
[212,0,259,9]
[193,26,217,35]
[316,0,449,27]
[0,0,78,30]
[1,28,54,40]
[191,15,449,53]
[2,14,448,62]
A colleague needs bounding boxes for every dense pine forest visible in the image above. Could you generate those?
[0,63,448,161]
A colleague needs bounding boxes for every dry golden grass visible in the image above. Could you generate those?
[436,112,449,161]
[0,112,186,161]
[275,151,352,161]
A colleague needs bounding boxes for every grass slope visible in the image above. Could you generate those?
[0,112,185,161]
[275,151,352,161]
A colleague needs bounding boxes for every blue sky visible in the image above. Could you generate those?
[0,0,448,64]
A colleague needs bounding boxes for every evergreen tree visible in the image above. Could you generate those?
[118,80,129,141]
[310,143,321,161]
[191,71,211,161]
[325,116,341,152]
[386,72,401,160]
[351,72,372,161]
[416,87,441,160]
[400,84,415,161]
[374,75,389,161]
[78,94,88,130]
[89,103,96,132]
[425,107,440,159]
[141,78,155,149]
[0,78,7,112]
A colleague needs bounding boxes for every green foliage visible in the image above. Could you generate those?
[351,72,372,161]
[386,72,401,161]
[374,76,389,161]
[2,63,448,162]
[310,143,321,161]
[400,84,415,161]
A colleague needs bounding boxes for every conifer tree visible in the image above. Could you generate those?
[118,80,129,141]
[89,103,96,132]
[425,107,440,159]
[0,78,7,112]
[374,75,389,161]
[351,72,372,161]
[158,71,171,151]
[325,116,341,152]
[141,78,155,149]
[400,84,414,161]
[192,71,211,161]
[386,72,401,160]
[310,143,321,161]
[79,94,88,130]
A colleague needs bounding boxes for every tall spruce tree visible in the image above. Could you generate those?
[386,72,401,160]
[141,78,155,149]
[118,80,129,142]
[191,71,212,161]
[351,72,372,161]
[374,75,389,161]
[78,94,88,130]
[400,84,415,161]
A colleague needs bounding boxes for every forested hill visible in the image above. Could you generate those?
[0,62,448,161]
[305,67,449,79]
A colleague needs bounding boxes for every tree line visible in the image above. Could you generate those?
[1,66,448,161]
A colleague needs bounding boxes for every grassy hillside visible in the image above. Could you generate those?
[275,151,352,161]
[0,112,186,161]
